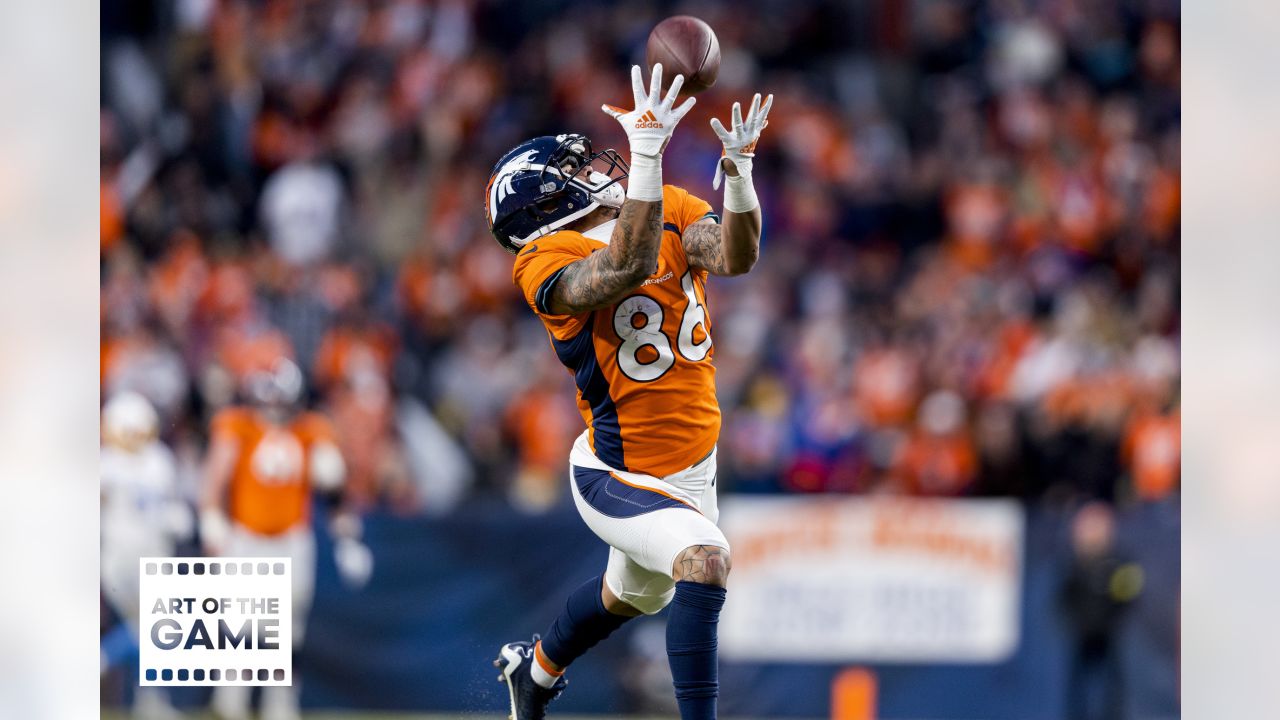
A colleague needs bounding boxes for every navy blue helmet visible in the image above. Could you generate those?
[485,133,628,254]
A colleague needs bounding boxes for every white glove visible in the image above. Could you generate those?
[711,92,774,193]
[308,442,346,493]
[603,64,696,202]
[602,63,696,158]
[334,537,374,589]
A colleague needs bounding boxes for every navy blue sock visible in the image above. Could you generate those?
[539,575,632,669]
[666,580,727,719]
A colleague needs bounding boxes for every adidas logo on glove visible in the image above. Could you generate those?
[634,110,663,129]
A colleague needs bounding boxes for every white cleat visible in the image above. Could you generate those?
[492,635,567,720]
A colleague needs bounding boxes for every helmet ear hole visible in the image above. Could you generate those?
[488,134,626,251]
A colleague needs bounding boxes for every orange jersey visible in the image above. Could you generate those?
[1123,410,1181,501]
[211,407,338,535]
[513,185,720,477]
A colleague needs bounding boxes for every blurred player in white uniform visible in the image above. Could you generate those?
[101,391,192,720]
[200,358,371,720]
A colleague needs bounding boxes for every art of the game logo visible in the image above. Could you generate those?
[139,558,292,686]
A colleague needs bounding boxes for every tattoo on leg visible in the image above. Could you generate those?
[673,544,731,586]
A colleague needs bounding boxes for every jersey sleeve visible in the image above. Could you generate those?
[663,184,719,233]
[210,407,250,444]
[294,412,339,447]
[511,233,593,340]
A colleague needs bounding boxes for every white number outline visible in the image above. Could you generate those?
[677,271,713,361]
[613,295,675,382]
[612,271,713,382]
[249,428,306,486]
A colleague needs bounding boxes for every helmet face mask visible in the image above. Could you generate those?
[552,135,627,208]
[486,134,628,253]
[245,358,304,423]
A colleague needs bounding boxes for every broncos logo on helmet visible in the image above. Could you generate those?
[485,134,628,254]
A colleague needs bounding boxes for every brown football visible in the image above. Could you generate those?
[645,16,720,96]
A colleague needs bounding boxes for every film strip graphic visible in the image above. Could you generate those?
[145,668,288,682]
[144,560,288,577]
[139,557,293,686]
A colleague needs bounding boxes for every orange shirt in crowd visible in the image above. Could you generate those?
[325,386,394,510]
[397,255,435,324]
[505,386,578,475]
[977,321,1036,400]
[944,182,1005,270]
[1123,409,1181,501]
[853,348,919,428]
[100,336,122,385]
[313,325,397,390]
[1145,168,1181,240]
[211,407,338,535]
[895,432,978,496]
[197,263,256,323]
[1042,372,1137,428]
[149,230,210,330]
[101,179,124,253]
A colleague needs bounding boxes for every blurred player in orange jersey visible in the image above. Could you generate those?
[485,64,771,720]
[199,357,368,720]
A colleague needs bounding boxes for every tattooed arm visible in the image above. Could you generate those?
[544,62,699,314]
[682,174,762,276]
[544,197,664,314]
[687,92,772,276]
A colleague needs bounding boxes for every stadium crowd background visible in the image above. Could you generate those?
[101,0,1180,513]
[100,1,1178,715]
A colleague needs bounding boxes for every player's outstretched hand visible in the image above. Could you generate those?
[335,537,374,589]
[710,92,774,189]
[602,64,696,158]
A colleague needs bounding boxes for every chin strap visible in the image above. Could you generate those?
[591,186,625,209]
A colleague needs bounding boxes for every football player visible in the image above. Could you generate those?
[100,391,191,719]
[199,357,365,720]
[487,63,771,720]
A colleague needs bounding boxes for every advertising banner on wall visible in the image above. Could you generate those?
[719,496,1024,663]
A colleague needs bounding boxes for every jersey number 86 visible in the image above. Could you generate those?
[613,271,712,382]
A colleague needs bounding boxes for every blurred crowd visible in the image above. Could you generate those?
[101,0,1180,514]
